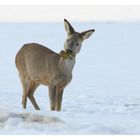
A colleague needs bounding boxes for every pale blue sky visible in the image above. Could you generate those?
[0,5,140,22]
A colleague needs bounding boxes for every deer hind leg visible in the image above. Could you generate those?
[28,81,40,110]
[49,84,56,111]
[20,77,31,109]
[55,87,64,111]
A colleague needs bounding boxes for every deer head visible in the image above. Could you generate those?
[64,19,95,55]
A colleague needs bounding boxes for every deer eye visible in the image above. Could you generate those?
[67,39,69,42]
[76,43,79,46]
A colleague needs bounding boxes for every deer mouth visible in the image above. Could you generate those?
[66,49,73,54]
[59,49,75,60]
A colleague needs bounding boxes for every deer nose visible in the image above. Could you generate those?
[66,49,73,53]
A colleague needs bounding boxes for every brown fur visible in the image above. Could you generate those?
[16,43,73,111]
[15,19,95,111]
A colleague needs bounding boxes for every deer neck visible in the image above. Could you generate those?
[58,50,76,74]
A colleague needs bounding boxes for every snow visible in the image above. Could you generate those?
[0,22,140,134]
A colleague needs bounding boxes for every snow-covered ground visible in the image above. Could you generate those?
[0,22,140,134]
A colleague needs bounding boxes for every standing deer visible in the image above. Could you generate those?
[15,19,95,111]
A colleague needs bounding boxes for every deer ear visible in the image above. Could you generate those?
[80,29,95,40]
[64,19,75,34]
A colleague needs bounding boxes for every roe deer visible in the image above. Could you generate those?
[15,19,95,111]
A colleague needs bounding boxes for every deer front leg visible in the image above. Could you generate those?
[49,84,56,111]
[55,87,64,111]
